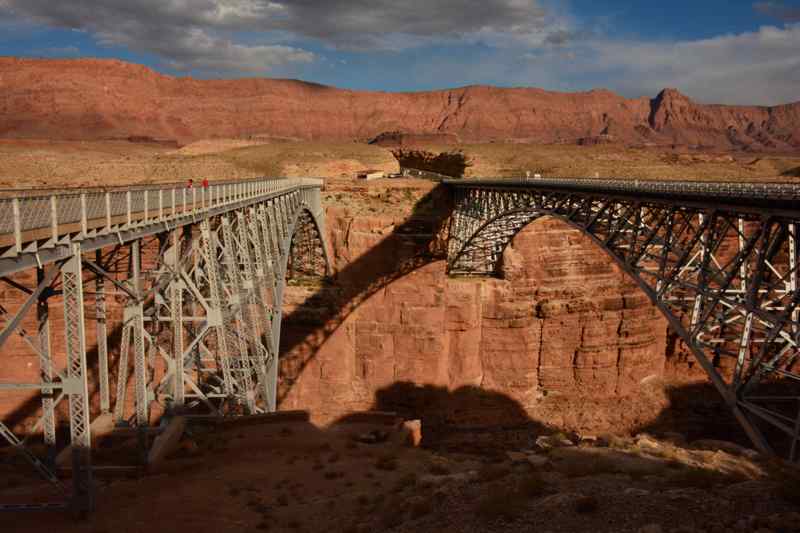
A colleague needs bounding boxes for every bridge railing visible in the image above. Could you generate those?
[443,177,800,210]
[0,177,324,256]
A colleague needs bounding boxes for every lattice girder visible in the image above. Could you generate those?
[447,184,800,458]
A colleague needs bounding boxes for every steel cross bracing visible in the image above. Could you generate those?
[0,177,330,513]
[445,177,800,461]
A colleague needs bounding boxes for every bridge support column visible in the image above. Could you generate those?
[36,266,56,451]
[61,244,93,514]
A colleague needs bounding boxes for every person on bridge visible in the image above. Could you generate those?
[202,178,209,189]
[187,178,194,189]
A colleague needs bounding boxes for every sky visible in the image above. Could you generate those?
[0,0,798,105]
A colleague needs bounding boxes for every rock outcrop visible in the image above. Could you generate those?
[1,58,798,150]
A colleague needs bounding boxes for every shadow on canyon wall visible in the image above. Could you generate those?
[390,149,473,178]
[335,382,552,454]
[277,183,453,405]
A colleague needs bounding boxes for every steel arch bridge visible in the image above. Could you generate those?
[0,178,330,512]
[445,177,800,462]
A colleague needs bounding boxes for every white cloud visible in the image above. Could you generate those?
[0,0,797,105]
[580,24,800,105]
[0,0,315,74]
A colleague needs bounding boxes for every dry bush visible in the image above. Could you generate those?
[428,463,450,476]
[323,470,345,480]
[477,463,512,483]
[393,472,418,492]
[778,473,800,506]
[666,467,736,489]
[518,474,551,499]
[475,487,527,522]
[375,454,398,471]
[555,453,619,478]
[411,498,434,517]
[574,495,599,514]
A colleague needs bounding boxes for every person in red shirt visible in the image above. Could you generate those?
[202,178,209,189]
[187,178,193,188]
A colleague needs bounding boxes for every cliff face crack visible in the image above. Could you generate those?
[437,90,468,133]
[572,321,586,387]
[535,317,545,392]
[614,308,625,396]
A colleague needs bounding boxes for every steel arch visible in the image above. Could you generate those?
[445,182,800,460]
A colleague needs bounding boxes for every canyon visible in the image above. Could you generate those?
[277,178,737,446]
[1,58,799,151]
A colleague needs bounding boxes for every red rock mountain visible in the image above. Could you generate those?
[1,58,799,150]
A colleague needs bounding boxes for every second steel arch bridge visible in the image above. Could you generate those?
[445,177,800,461]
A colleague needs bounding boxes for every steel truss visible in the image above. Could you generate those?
[446,179,800,460]
[0,178,330,512]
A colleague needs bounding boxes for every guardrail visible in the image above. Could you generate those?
[0,178,324,256]
[443,177,800,211]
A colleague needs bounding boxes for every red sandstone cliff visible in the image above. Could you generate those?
[1,58,798,150]
[276,181,717,438]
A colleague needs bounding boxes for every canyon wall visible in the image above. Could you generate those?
[1,58,798,151]
[278,180,717,439]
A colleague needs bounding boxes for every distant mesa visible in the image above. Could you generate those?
[0,58,798,152]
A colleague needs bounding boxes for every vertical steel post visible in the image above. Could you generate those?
[50,195,58,244]
[105,192,112,231]
[126,191,132,227]
[12,198,22,254]
[200,218,235,396]
[95,249,110,413]
[36,267,56,449]
[170,229,185,408]
[220,215,255,412]
[131,239,148,426]
[80,193,88,237]
[61,244,93,513]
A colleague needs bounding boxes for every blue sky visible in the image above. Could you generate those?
[0,0,798,105]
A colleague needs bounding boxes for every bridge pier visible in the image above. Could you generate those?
[0,178,330,512]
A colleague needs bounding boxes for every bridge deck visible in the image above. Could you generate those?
[0,177,323,277]
[443,178,800,214]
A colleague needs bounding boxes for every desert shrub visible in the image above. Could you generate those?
[574,495,599,514]
[776,472,800,506]
[394,472,418,492]
[477,463,512,483]
[667,467,735,489]
[380,509,404,529]
[518,474,550,498]
[556,454,618,478]
[323,470,344,480]
[411,498,433,517]
[428,463,450,476]
[476,489,527,522]
[375,454,398,471]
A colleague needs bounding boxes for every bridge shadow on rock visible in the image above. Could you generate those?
[334,382,554,455]
[636,380,800,459]
[634,381,750,447]
[277,183,453,406]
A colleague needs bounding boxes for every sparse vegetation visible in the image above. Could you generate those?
[375,454,398,471]
[574,495,599,514]
[477,463,512,482]
[428,463,450,475]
